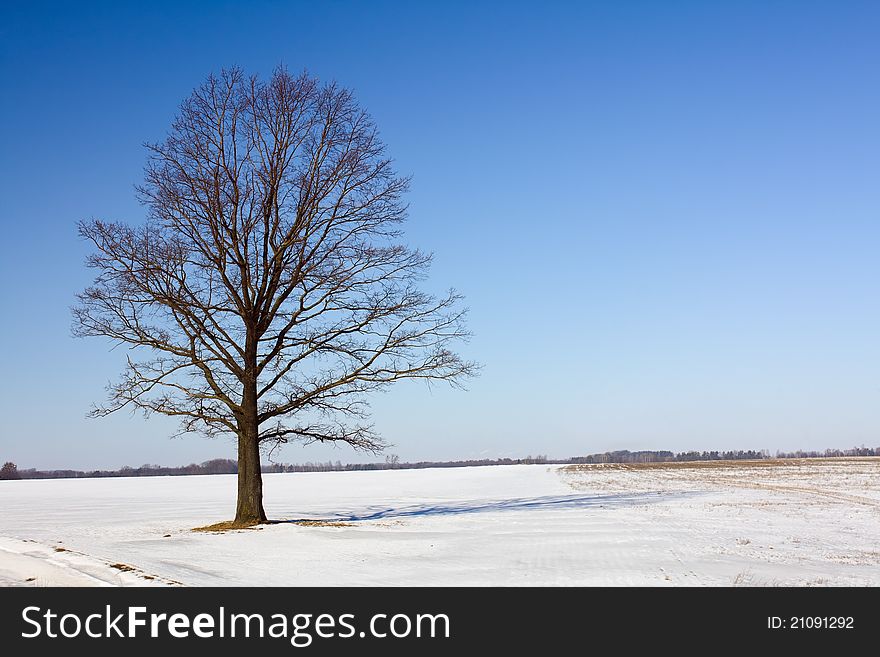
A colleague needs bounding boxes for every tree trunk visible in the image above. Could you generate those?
[234,365,267,525]
[235,426,267,525]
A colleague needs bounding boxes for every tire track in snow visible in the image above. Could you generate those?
[0,536,182,586]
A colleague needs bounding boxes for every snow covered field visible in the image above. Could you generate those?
[1,459,878,586]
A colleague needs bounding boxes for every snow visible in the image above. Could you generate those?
[1,459,878,586]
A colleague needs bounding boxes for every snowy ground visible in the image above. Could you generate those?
[1,459,878,586]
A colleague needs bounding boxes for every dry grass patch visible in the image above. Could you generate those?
[292,520,354,528]
[192,520,265,533]
[110,563,136,572]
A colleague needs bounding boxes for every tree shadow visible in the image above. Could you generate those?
[281,491,692,523]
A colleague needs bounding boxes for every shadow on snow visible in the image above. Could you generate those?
[282,491,694,523]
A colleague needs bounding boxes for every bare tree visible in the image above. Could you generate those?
[74,68,476,525]
[0,462,21,480]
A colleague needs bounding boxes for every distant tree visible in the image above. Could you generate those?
[73,67,476,526]
[0,462,20,480]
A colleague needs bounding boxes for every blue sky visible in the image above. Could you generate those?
[1,1,878,469]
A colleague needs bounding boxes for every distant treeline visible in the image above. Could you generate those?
[567,446,880,464]
[6,446,879,480]
[15,458,240,480]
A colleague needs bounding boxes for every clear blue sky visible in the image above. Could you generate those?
[1,1,878,469]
